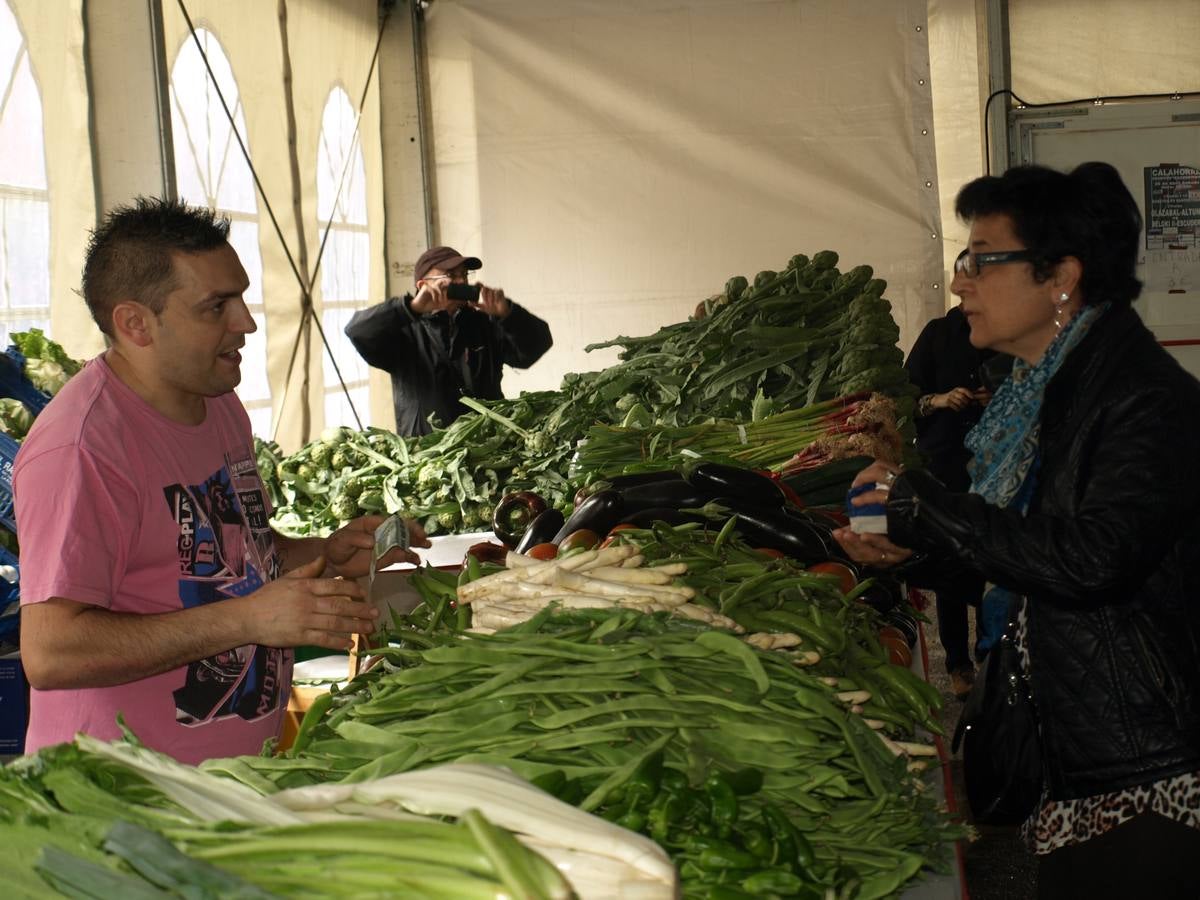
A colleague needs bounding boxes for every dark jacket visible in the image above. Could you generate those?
[887,305,1200,800]
[345,294,552,436]
[903,305,1004,491]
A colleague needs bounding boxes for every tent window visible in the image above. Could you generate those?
[0,0,50,345]
[316,85,371,429]
[169,27,272,438]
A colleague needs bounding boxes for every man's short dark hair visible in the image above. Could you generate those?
[81,197,231,336]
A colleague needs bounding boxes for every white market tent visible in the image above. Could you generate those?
[3,0,1198,453]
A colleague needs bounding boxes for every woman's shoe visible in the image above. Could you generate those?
[950,666,976,701]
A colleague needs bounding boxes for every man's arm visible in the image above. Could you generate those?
[20,555,377,691]
[344,297,422,372]
[496,302,553,368]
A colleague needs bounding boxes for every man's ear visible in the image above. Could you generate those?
[110,301,155,348]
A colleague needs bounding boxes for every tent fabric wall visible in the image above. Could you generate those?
[1009,0,1200,101]
[424,0,946,397]
[161,0,384,451]
[10,0,98,360]
[927,0,984,311]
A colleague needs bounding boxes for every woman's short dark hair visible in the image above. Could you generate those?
[81,197,231,336]
[955,162,1143,307]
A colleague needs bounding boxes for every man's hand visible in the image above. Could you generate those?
[238,556,382,651]
[410,278,464,316]
[323,515,430,579]
[476,284,511,319]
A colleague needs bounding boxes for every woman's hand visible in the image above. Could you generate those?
[832,528,913,568]
[934,386,976,411]
[832,459,914,568]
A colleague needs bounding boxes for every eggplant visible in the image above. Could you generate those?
[684,461,785,508]
[575,470,684,508]
[620,507,706,528]
[515,508,566,554]
[551,489,625,544]
[492,491,549,548]
[618,479,714,514]
[709,496,832,564]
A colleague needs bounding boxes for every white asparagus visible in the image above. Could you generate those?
[586,565,675,585]
[554,571,694,602]
[789,650,822,666]
[646,562,688,576]
[505,551,537,568]
[618,554,646,569]
[835,690,872,705]
[461,546,639,600]
[670,603,745,633]
[892,740,940,758]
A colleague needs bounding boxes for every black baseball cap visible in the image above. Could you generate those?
[414,246,482,282]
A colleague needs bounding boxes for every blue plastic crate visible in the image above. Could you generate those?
[0,348,50,416]
[0,433,17,533]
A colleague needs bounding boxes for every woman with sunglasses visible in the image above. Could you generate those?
[835,162,1200,898]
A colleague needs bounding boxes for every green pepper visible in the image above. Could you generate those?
[763,804,815,874]
[530,769,566,797]
[616,808,647,833]
[696,842,761,871]
[625,749,664,809]
[741,868,810,896]
[725,767,765,796]
[649,791,689,844]
[660,766,689,795]
[737,822,775,863]
[556,778,585,806]
[704,773,739,838]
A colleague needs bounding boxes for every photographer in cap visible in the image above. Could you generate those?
[345,246,552,436]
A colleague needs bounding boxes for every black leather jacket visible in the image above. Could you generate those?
[345,294,552,436]
[887,305,1200,800]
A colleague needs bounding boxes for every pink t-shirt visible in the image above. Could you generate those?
[14,357,292,763]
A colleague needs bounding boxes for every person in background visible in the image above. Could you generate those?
[902,302,1011,700]
[15,198,428,765]
[834,163,1200,898]
[344,246,553,436]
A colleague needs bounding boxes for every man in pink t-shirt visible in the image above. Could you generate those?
[14,198,428,764]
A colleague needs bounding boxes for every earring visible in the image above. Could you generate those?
[1053,292,1070,332]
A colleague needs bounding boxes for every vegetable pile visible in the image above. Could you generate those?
[0,729,673,898]
[218,521,963,898]
[265,249,917,537]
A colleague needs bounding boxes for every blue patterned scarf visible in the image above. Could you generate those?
[966,304,1107,654]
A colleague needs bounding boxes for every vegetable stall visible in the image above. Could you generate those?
[0,258,973,898]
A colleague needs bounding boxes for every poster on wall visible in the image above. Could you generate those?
[1142,163,1200,296]
[1144,163,1200,251]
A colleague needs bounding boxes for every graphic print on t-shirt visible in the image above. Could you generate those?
[164,449,285,726]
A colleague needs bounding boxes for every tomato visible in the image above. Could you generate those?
[559,529,599,552]
[607,523,638,536]
[806,561,858,594]
[755,547,786,560]
[464,542,508,566]
[878,625,910,646]
[879,633,913,668]
[526,542,559,560]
